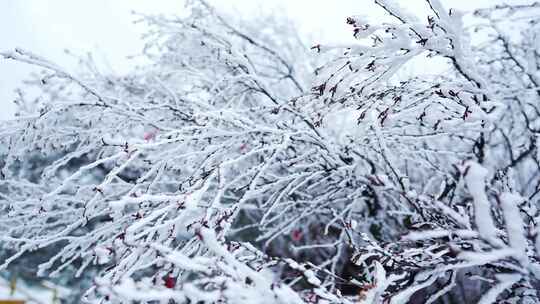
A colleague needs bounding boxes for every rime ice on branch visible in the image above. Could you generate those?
[1,0,540,303]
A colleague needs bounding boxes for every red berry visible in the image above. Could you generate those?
[143,131,156,141]
[291,229,302,241]
[164,275,176,289]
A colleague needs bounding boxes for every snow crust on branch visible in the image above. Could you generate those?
[1,0,540,303]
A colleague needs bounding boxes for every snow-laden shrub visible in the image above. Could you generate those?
[1,0,540,303]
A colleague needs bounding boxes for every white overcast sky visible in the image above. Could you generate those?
[0,0,522,120]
